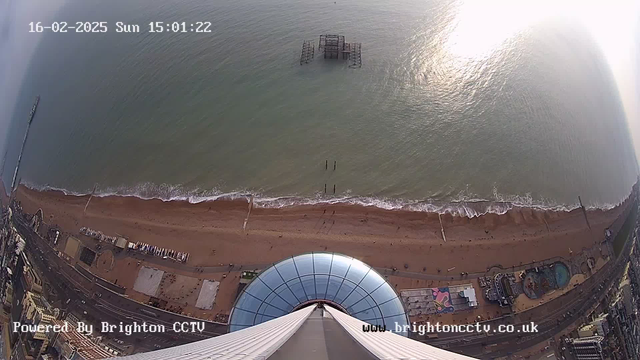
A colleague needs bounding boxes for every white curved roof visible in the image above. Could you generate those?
[111,305,315,360]
[230,252,409,335]
[112,304,477,360]
[324,305,477,360]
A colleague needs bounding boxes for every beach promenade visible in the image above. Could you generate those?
[14,185,630,276]
[9,184,638,357]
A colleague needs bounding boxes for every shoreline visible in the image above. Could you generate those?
[9,182,638,330]
[12,184,635,274]
[19,182,625,218]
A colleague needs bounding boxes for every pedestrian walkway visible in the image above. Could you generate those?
[137,251,569,282]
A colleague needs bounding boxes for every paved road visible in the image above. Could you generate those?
[438,258,624,358]
[13,203,638,358]
[428,225,636,359]
[13,215,226,354]
[375,256,567,282]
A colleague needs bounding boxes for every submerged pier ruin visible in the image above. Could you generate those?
[300,34,362,68]
[300,40,315,65]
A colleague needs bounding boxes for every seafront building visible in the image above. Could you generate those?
[9,291,116,359]
[577,314,609,338]
[47,318,115,360]
[566,217,640,360]
[1,187,638,359]
[13,291,54,358]
[565,336,605,360]
[606,262,640,360]
[1,207,23,309]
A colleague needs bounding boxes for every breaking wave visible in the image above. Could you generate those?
[20,181,621,218]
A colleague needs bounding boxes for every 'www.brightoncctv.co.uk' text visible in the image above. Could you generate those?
[362,322,539,335]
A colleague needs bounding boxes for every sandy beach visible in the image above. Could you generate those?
[13,185,633,275]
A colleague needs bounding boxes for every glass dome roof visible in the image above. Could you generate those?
[229,252,409,335]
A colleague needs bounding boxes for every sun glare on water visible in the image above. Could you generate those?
[445,0,637,62]
[441,0,639,151]
[444,0,549,59]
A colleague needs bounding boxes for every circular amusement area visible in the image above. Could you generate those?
[95,250,115,272]
[523,262,571,299]
[229,252,409,335]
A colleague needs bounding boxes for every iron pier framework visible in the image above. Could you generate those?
[300,40,315,65]
[300,34,361,68]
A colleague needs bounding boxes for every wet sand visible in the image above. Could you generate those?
[13,185,634,275]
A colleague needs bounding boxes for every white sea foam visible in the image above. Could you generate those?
[20,181,621,218]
